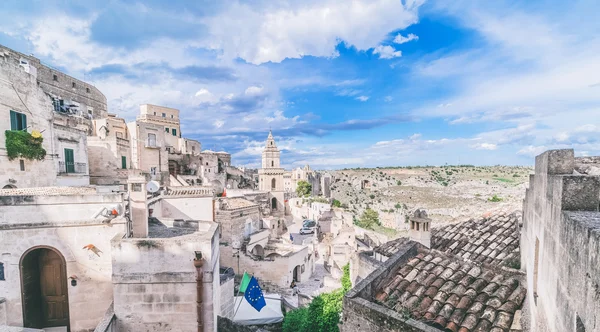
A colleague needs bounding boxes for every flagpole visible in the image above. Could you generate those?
[232,271,252,319]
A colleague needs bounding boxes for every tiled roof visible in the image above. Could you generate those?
[374,250,526,332]
[0,186,97,196]
[431,211,520,266]
[373,237,412,257]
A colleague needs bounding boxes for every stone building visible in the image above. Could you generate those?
[127,120,170,184]
[258,131,285,214]
[88,114,132,186]
[0,47,91,189]
[0,45,108,120]
[521,149,600,332]
[0,186,127,331]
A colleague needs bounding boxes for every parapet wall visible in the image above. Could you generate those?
[521,149,600,332]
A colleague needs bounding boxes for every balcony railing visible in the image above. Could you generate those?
[58,161,87,174]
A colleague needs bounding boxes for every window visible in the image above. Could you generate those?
[0,262,4,280]
[19,160,25,171]
[192,146,195,151]
[10,110,27,131]
[162,113,166,118]
[147,133,157,147]
[86,87,90,93]
[271,161,274,167]
[53,74,58,81]
[153,112,156,115]
[72,82,76,88]
[121,156,127,169]
[171,114,174,118]
[150,167,157,175]
[165,127,169,133]
[116,132,123,138]
[172,128,177,136]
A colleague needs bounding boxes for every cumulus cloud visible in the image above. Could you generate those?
[470,143,498,150]
[373,45,402,59]
[393,33,419,44]
[356,95,370,102]
[244,85,264,96]
[203,0,422,64]
[517,145,547,157]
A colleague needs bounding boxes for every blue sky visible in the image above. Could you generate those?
[0,0,599,169]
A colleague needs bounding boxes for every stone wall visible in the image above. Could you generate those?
[0,297,6,325]
[351,251,382,285]
[521,149,600,332]
[0,219,125,331]
[111,222,220,332]
[220,275,235,319]
[0,54,58,188]
[156,196,214,221]
[341,241,424,332]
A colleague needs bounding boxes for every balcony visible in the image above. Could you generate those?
[144,140,161,149]
[58,161,87,174]
[137,113,179,125]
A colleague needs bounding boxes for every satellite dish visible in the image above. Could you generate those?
[146,181,160,193]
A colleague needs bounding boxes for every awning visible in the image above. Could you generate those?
[232,294,284,325]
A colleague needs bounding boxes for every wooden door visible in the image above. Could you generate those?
[39,250,69,328]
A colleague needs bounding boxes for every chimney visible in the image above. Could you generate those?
[409,209,431,248]
[128,174,148,237]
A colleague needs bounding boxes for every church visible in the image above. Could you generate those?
[258,131,286,215]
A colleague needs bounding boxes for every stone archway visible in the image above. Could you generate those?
[293,265,301,282]
[251,245,265,259]
[2,184,16,189]
[20,246,70,330]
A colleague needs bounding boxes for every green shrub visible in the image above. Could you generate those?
[488,195,503,202]
[5,130,46,161]
[396,180,402,186]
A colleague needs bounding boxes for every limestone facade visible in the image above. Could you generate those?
[521,149,600,332]
[0,189,127,331]
[88,114,132,185]
[0,51,90,189]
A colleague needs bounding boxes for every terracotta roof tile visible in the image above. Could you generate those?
[374,249,526,332]
[431,211,521,267]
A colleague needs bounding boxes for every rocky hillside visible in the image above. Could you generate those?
[330,165,531,228]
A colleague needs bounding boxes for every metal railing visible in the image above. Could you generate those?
[58,161,87,174]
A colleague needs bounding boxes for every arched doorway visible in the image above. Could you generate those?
[271,197,277,210]
[20,247,70,330]
[251,245,265,259]
[293,265,301,282]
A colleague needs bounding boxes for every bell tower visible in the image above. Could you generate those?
[258,131,285,213]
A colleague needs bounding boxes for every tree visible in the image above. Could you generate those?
[296,180,312,197]
[283,264,351,332]
[332,199,342,208]
[357,208,380,230]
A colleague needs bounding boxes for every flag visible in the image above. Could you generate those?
[239,271,251,293]
[244,277,266,312]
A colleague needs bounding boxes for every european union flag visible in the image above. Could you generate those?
[244,276,266,312]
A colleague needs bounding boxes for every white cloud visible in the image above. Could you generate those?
[393,33,419,44]
[213,120,225,128]
[470,143,498,150]
[204,0,422,64]
[373,45,402,59]
[194,88,218,104]
[409,133,421,140]
[384,96,393,102]
[244,85,264,96]
[356,96,370,102]
[517,145,547,157]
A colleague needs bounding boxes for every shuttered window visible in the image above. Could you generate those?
[9,110,27,131]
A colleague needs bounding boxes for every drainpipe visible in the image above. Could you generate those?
[194,251,205,332]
